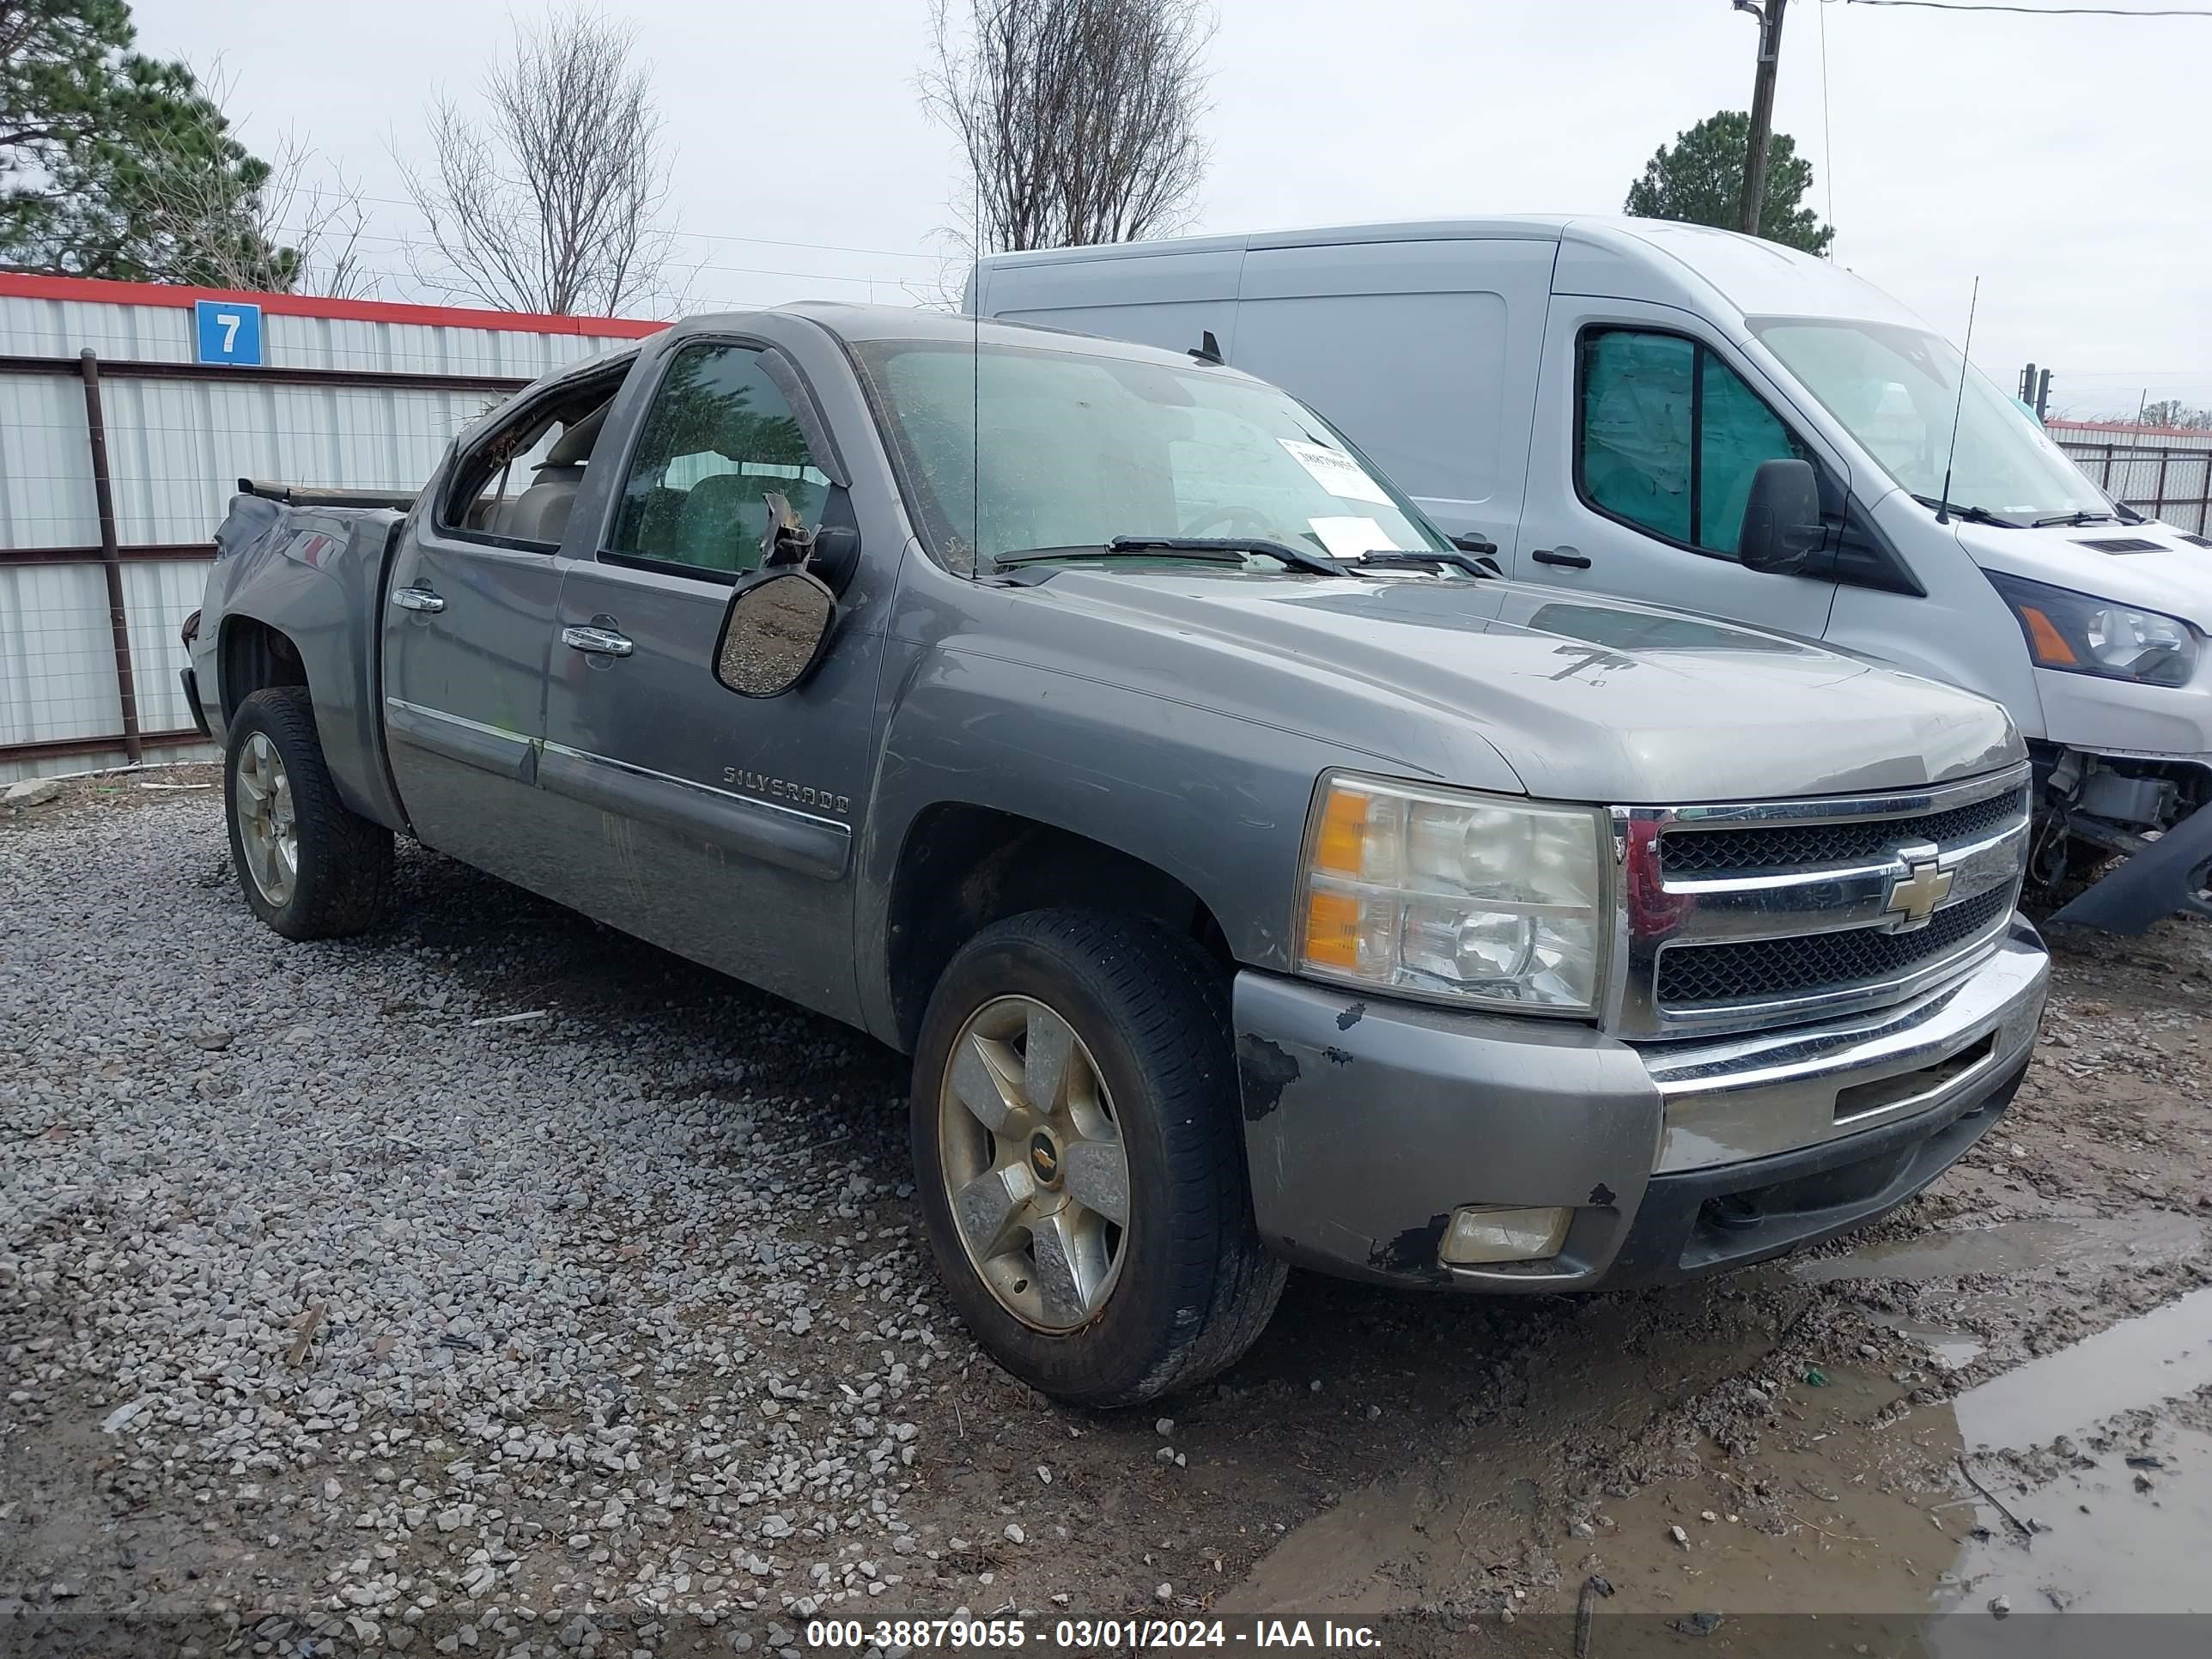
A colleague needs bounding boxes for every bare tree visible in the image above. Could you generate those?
[135,115,377,298]
[921,0,1213,256]
[398,8,675,315]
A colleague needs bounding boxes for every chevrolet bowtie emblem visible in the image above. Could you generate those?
[1884,856,1954,930]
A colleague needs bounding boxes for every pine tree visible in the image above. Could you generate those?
[1625,111,1834,257]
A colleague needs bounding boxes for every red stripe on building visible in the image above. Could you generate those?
[0,271,667,338]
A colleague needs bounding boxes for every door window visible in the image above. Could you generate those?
[610,343,830,578]
[1577,329,1807,559]
[442,378,623,550]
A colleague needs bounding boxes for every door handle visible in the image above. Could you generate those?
[391,585,446,613]
[1529,547,1592,569]
[562,625,635,658]
[1449,532,1499,556]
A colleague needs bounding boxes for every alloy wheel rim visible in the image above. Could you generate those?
[938,994,1131,1332]
[234,732,298,907]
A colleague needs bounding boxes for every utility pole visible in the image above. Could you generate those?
[1735,0,1789,238]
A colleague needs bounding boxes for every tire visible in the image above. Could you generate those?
[223,685,393,940]
[911,908,1285,1407]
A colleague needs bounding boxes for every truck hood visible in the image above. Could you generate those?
[1022,570,2021,805]
[1953,515,2212,627]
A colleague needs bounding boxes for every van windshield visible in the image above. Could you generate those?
[852,339,1451,574]
[1747,318,2109,526]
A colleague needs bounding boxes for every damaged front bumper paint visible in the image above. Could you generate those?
[1233,920,2050,1291]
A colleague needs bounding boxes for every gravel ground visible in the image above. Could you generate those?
[5,780,2210,1655]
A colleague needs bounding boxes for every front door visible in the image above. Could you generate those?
[1514,302,1842,640]
[536,337,890,1024]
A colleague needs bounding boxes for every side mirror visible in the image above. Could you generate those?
[713,568,836,698]
[810,524,861,592]
[1736,459,1826,575]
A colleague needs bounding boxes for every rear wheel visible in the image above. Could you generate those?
[224,685,393,939]
[911,909,1285,1407]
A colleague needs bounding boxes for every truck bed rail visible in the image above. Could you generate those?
[238,477,418,511]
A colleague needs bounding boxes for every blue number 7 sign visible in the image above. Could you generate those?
[194,300,264,366]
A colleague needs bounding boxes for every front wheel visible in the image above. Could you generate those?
[911,909,1285,1407]
[224,685,393,939]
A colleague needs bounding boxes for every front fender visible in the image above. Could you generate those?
[852,640,1353,1043]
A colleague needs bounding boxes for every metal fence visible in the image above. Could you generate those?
[0,275,659,782]
[2054,439,2212,538]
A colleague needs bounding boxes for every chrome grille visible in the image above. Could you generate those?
[1612,765,2032,1040]
[1659,787,2029,875]
[1656,884,2012,1006]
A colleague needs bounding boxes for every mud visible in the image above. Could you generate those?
[5,790,2212,1644]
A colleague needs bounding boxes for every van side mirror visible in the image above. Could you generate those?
[713,568,837,698]
[1736,459,1825,576]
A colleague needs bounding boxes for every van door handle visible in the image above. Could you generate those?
[391,585,446,613]
[1449,533,1499,556]
[562,625,634,658]
[1530,547,1592,569]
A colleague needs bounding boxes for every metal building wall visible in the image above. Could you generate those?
[0,275,659,782]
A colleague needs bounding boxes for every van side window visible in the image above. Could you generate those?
[609,343,830,578]
[1577,329,1807,560]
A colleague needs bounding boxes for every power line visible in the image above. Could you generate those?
[276,226,912,291]
[1841,1,2212,15]
[293,185,943,264]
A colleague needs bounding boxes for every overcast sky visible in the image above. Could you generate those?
[134,0,2212,420]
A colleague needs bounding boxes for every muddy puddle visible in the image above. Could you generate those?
[1580,1284,2212,1638]
[1231,1272,2212,1646]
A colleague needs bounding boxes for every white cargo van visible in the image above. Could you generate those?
[968,216,2212,928]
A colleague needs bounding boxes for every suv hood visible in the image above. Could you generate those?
[1021,570,2021,805]
[1954,515,2212,626]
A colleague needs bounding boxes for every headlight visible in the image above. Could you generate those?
[1297,773,1608,1013]
[1988,570,2198,688]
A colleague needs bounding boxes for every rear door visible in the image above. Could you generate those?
[534,332,890,1021]
[1511,301,1841,638]
[1229,238,1553,559]
[380,370,622,878]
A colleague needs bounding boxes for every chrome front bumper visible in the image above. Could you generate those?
[1643,927,2048,1172]
[1232,920,2050,1290]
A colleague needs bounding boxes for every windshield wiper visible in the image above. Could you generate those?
[1911,494,2022,529]
[2032,510,2123,528]
[1348,549,1498,580]
[1105,535,1348,578]
[989,538,1347,578]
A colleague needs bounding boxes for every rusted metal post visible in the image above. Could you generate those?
[77,349,141,763]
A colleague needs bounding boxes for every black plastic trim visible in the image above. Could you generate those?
[1602,1059,2026,1288]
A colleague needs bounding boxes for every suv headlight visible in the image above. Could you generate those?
[1988,570,2199,688]
[1297,773,1609,1013]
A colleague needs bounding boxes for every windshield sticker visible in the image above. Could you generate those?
[1280,439,1393,506]
[1308,516,1395,561]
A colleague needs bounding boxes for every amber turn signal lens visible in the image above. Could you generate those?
[1313,785,1369,876]
[1303,890,1361,969]
[2019,605,2079,666]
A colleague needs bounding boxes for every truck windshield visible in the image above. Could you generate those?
[853,338,1452,574]
[1747,318,2110,526]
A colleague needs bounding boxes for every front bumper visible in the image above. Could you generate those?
[1233,920,2049,1291]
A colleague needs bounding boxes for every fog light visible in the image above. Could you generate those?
[1438,1205,1572,1266]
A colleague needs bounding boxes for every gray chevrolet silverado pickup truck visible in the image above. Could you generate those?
[185,304,2050,1406]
